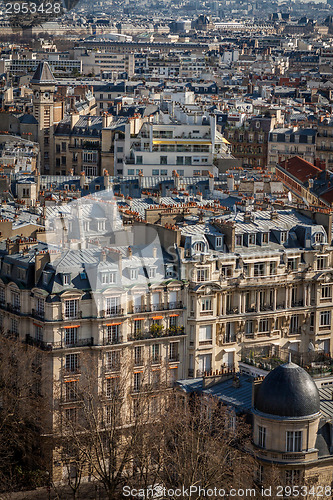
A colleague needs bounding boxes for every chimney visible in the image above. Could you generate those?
[102,112,108,128]
[71,113,80,129]
[128,246,132,258]
[227,174,234,191]
[104,169,110,190]
[101,250,106,262]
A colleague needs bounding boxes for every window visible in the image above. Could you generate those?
[106,377,120,398]
[169,342,178,361]
[259,319,269,333]
[245,320,253,335]
[151,344,160,363]
[161,169,167,176]
[130,269,139,280]
[286,430,302,452]
[235,234,243,246]
[11,292,20,311]
[201,297,212,312]
[134,346,143,365]
[152,169,159,176]
[317,256,327,270]
[149,267,156,279]
[64,299,79,319]
[128,169,134,175]
[17,268,26,280]
[35,325,43,341]
[288,258,298,271]
[254,263,265,277]
[65,381,78,402]
[63,274,70,285]
[248,234,256,245]
[176,157,184,165]
[0,287,4,304]
[136,156,143,165]
[270,262,277,275]
[199,324,212,344]
[320,310,331,327]
[106,351,120,371]
[160,156,167,165]
[285,470,301,486]
[258,426,266,448]
[194,241,205,253]
[133,372,142,392]
[280,231,287,243]
[289,315,299,334]
[106,297,120,315]
[321,285,332,299]
[65,408,77,425]
[65,353,79,373]
[107,324,120,344]
[198,353,211,376]
[134,320,142,336]
[65,327,78,347]
[197,268,209,282]
[11,318,18,335]
[262,233,269,244]
[36,297,45,317]
[315,232,324,243]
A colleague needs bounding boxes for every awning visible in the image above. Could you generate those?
[134,370,143,374]
[105,322,122,326]
[63,325,80,329]
[152,316,163,320]
[223,347,236,352]
[288,340,301,343]
[133,317,144,321]
[169,314,179,317]
[33,322,43,327]
[169,366,178,369]
[64,379,79,383]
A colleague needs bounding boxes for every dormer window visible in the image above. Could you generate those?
[235,234,243,246]
[248,234,256,246]
[83,221,90,232]
[280,231,287,244]
[97,220,106,232]
[17,268,26,281]
[262,233,269,244]
[63,273,71,285]
[315,232,324,243]
[149,267,157,279]
[193,241,205,253]
[101,272,116,284]
[130,268,139,280]
[215,236,223,248]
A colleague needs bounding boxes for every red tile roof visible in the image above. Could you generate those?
[279,156,322,184]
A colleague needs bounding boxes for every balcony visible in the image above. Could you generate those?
[103,336,123,346]
[128,326,185,341]
[31,308,45,320]
[63,311,82,320]
[25,334,93,351]
[104,363,121,373]
[7,303,21,314]
[168,353,179,362]
[104,306,124,317]
[129,301,183,314]
[134,358,144,367]
[291,300,304,308]
[151,355,162,365]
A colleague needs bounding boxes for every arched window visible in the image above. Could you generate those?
[193,242,205,253]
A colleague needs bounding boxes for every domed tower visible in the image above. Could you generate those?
[253,362,321,485]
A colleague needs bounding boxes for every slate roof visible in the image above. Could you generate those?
[30,62,56,85]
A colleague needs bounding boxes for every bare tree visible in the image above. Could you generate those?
[54,350,162,500]
[0,334,49,493]
[155,392,256,500]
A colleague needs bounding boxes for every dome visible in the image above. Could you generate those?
[255,362,320,418]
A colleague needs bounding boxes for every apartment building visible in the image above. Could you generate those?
[124,107,230,177]
[267,127,317,169]
[0,200,186,480]
[316,118,333,170]
[78,50,134,77]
